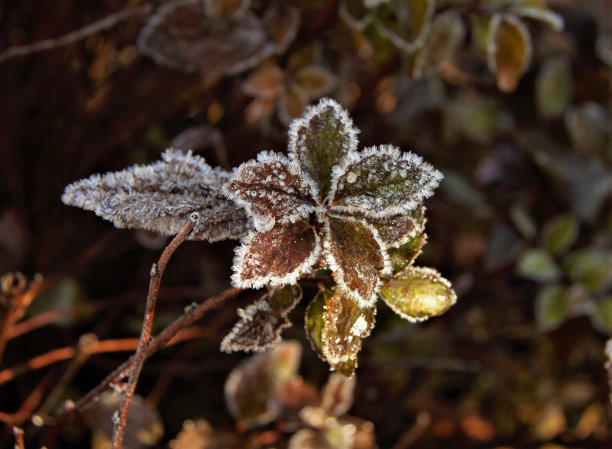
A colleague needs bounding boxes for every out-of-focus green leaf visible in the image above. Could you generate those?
[564,103,611,157]
[563,248,612,291]
[536,55,572,118]
[379,266,457,321]
[512,0,564,31]
[444,94,502,143]
[541,215,579,256]
[376,0,435,53]
[591,296,612,334]
[510,203,537,240]
[517,248,561,282]
[596,32,612,68]
[413,10,465,77]
[440,171,488,210]
[486,13,532,93]
[28,277,92,326]
[535,285,569,331]
[224,341,301,429]
[485,225,524,271]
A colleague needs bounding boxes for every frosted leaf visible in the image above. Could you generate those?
[288,98,359,201]
[324,215,388,307]
[220,285,302,353]
[304,289,331,362]
[320,372,355,417]
[137,0,275,74]
[263,3,300,55]
[62,149,249,242]
[225,151,315,232]
[339,0,375,31]
[388,232,427,274]
[220,300,290,353]
[330,145,443,218]
[224,341,301,429]
[321,290,376,369]
[231,220,321,289]
[486,13,532,93]
[379,266,457,322]
[356,206,424,248]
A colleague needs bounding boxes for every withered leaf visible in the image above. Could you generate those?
[360,206,424,248]
[224,341,301,429]
[82,392,163,449]
[232,220,321,289]
[486,13,532,93]
[331,145,443,218]
[376,0,435,53]
[320,372,356,417]
[413,10,466,78]
[242,65,285,100]
[225,151,314,232]
[264,3,300,54]
[137,0,275,74]
[379,266,457,322]
[324,216,387,307]
[322,290,376,372]
[278,84,310,126]
[62,150,249,242]
[293,65,338,99]
[220,285,302,353]
[288,98,359,201]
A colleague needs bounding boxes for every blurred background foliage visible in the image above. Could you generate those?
[1,0,611,448]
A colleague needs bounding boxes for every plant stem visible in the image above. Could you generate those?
[111,215,197,449]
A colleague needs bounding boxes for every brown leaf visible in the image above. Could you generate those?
[320,372,355,417]
[243,65,285,100]
[278,84,309,126]
[138,0,275,74]
[264,3,300,54]
[324,216,386,307]
[220,285,302,353]
[487,13,532,93]
[321,290,376,370]
[232,220,320,289]
[293,65,337,99]
[224,341,301,429]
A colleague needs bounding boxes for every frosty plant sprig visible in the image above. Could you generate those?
[62,99,455,442]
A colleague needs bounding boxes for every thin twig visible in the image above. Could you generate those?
[0,5,150,64]
[12,427,25,449]
[112,214,198,449]
[43,286,242,449]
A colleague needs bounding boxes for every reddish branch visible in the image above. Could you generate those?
[111,214,197,449]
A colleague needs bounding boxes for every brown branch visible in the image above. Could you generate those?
[0,4,150,64]
[43,286,242,448]
[111,215,198,449]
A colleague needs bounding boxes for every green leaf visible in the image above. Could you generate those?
[220,285,302,353]
[486,13,532,93]
[591,296,612,334]
[535,285,569,331]
[324,215,387,307]
[288,98,358,201]
[232,220,321,289]
[512,0,564,31]
[541,215,579,256]
[376,0,435,53]
[517,248,561,282]
[305,289,332,361]
[330,145,443,217]
[509,203,537,240]
[413,10,466,77]
[536,55,572,118]
[379,266,457,321]
[388,232,427,274]
[321,290,376,375]
[563,248,612,291]
[564,103,611,157]
[224,341,301,429]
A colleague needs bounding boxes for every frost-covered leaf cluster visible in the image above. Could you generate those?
[226,97,442,308]
[62,149,249,242]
